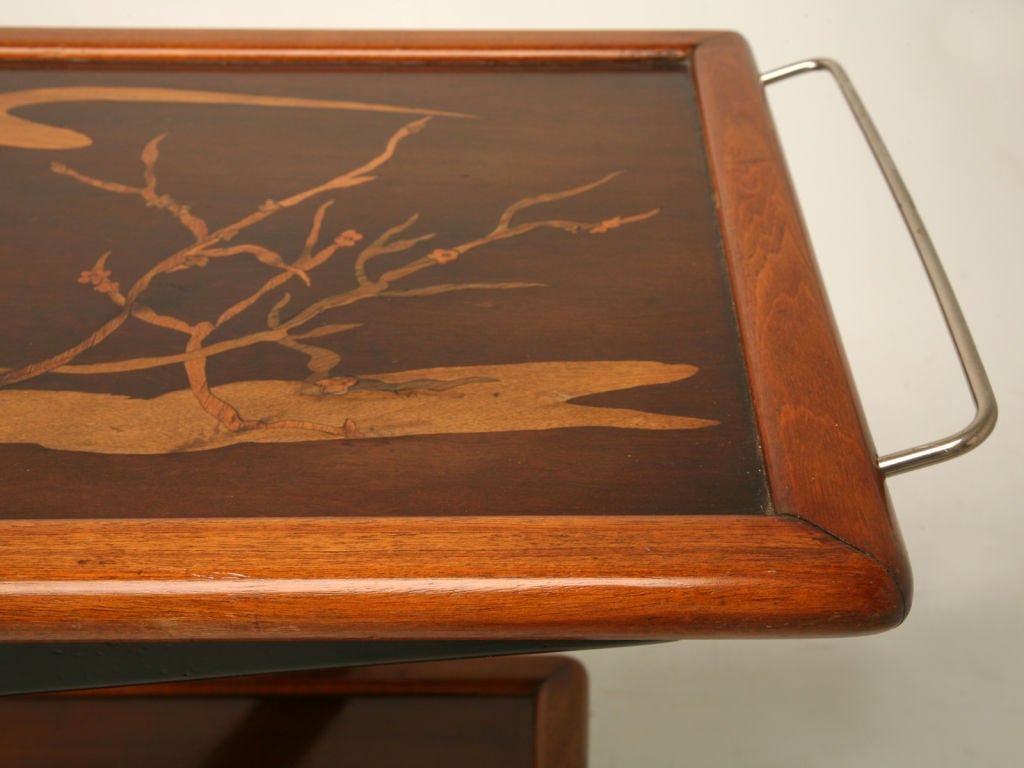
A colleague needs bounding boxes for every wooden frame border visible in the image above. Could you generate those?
[0,28,705,63]
[691,34,910,597]
[0,30,909,642]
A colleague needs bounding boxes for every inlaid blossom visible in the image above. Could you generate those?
[427,248,459,264]
[334,229,363,248]
[77,252,120,294]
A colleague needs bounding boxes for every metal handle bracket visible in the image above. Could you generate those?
[761,59,996,476]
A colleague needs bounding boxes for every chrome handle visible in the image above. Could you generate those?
[761,58,996,476]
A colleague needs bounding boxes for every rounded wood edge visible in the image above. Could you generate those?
[690,32,911,610]
[0,28,711,63]
[534,656,588,768]
[0,516,906,641]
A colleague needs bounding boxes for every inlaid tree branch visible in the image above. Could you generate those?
[0,118,660,440]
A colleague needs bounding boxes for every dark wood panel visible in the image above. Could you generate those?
[0,49,767,518]
[2,656,587,768]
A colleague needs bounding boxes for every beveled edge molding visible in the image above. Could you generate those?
[0,28,708,64]
[0,516,904,641]
[691,31,911,611]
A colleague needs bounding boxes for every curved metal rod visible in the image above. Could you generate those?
[761,59,997,476]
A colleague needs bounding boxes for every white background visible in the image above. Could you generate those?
[2,2,1021,766]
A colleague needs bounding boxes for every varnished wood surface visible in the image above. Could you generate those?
[0,28,706,64]
[3,656,587,768]
[692,33,911,601]
[0,30,910,642]
[0,516,903,640]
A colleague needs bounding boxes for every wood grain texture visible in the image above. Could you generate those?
[0,30,909,642]
[0,516,903,640]
[692,33,912,602]
[4,656,586,768]
[0,28,704,63]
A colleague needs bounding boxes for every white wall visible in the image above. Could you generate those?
[2,2,1021,765]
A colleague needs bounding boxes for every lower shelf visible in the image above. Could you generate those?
[0,655,587,768]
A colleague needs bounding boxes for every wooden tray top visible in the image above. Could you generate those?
[0,30,909,641]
